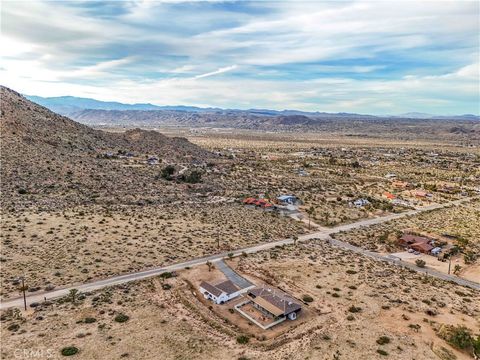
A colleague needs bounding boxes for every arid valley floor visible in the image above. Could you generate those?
[1,87,479,359]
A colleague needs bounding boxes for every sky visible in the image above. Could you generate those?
[1,0,479,115]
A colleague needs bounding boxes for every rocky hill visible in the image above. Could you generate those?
[0,86,215,211]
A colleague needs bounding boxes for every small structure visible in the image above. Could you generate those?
[147,156,159,165]
[382,191,396,200]
[277,195,298,205]
[385,173,397,179]
[235,286,302,329]
[392,181,410,190]
[413,190,431,198]
[353,198,370,207]
[398,233,434,254]
[243,197,274,209]
[296,168,309,177]
[199,280,242,304]
[243,197,257,205]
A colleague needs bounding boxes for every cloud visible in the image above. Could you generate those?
[1,0,479,114]
[194,65,238,79]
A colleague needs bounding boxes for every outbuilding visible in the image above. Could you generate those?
[277,195,298,205]
[199,280,242,304]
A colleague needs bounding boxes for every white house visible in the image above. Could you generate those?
[199,280,242,304]
[277,195,298,205]
[353,198,370,207]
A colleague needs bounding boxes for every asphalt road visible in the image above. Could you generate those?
[1,196,477,310]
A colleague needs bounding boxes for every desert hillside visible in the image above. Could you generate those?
[0,86,215,211]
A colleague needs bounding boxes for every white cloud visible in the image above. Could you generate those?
[1,0,479,114]
[194,65,238,79]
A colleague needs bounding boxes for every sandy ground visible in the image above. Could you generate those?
[0,204,304,300]
[334,199,480,282]
[2,241,478,360]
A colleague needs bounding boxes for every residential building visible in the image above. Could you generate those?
[199,280,242,304]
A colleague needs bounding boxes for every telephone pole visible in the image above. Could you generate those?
[21,277,27,311]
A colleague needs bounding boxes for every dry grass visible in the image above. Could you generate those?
[0,204,303,299]
[2,241,478,360]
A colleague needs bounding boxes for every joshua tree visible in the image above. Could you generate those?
[415,259,426,268]
[453,264,462,275]
[69,288,79,304]
[12,308,22,320]
[206,261,213,272]
[306,206,316,230]
[292,235,299,246]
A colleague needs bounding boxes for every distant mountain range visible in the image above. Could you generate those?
[26,94,479,120]
[25,95,214,114]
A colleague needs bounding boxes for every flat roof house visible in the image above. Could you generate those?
[199,280,242,305]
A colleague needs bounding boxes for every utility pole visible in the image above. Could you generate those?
[448,256,452,275]
[21,277,27,311]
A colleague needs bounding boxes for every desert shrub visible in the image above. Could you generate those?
[18,188,28,194]
[346,269,357,274]
[438,324,477,355]
[7,323,19,332]
[161,165,175,180]
[237,335,249,344]
[302,295,314,302]
[376,349,388,356]
[162,284,172,290]
[376,336,391,345]
[114,314,129,323]
[183,170,202,183]
[348,305,362,313]
[473,336,480,357]
[415,259,426,268]
[84,317,96,324]
[61,347,79,356]
[346,315,355,321]
[408,324,421,332]
[159,272,173,279]
[464,251,477,265]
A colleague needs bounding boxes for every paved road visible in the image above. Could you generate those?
[1,196,477,310]
[215,259,254,289]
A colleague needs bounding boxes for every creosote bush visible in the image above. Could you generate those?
[376,336,391,345]
[302,295,314,302]
[114,314,129,323]
[61,347,79,356]
[237,335,249,344]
